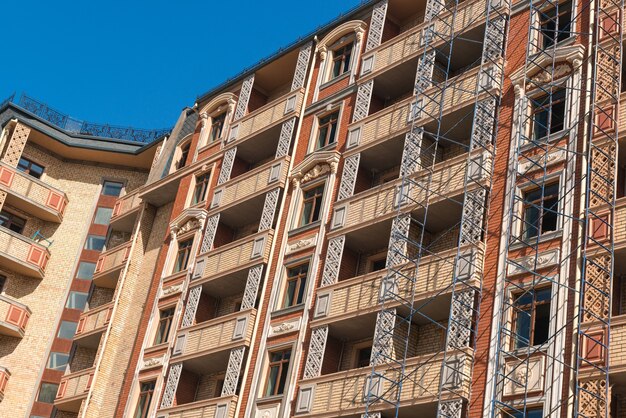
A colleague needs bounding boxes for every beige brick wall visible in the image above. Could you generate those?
[0,141,148,417]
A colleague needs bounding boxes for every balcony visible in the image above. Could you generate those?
[313,244,483,324]
[110,190,142,232]
[331,149,489,234]
[0,226,50,279]
[74,302,113,348]
[0,295,31,338]
[295,350,472,417]
[349,66,483,152]
[173,309,256,361]
[210,156,289,211]
[0,367,9,402]
[360,0,487,78]
[55,367,95,412]
[92,242,131,288]
[0,162,68,222]
[194,230,274,284]
[228,89,305,144]
[156,395,238,418]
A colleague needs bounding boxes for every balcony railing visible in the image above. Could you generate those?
[55,367,95,412]
[75,302,113,339]
[173,309,256,360]
[194,230,274,282]
[93,242,132,288]
[110,190,142,232]
[360,0,487,77]
[0,227,50,278]
[228,89,305,143]
[0,295,31,338]
[295,350,472,416]
[332,149,489,233]
[0,162,68,222]
[0,367,9,402]
[349,66,482,151]
[314,244,483,323]
[211,156,290,210]
[156,395,238,418]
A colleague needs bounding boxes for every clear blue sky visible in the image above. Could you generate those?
[1,0,363,130]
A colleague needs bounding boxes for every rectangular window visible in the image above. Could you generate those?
[173,239,193,273]
[133,381,156,418]
[177,144,191,170]
[57,321,78,340]
[37,382,59,403]
[513,288,551,349]
[102,181,124,197]
[93,207,114,225]
[282,264,309,308]
[0,210,26,234]
[193,173,211,204]
[539,1,572,48]
[531,89,566,140]
[47,352,70,371]
[316,111,339,149]
[77,262,97,280]
[66,292,89,310]
[300,185,325,226]
[17,157,45,179]
[510,408,544,418]
[265,349,291,397]
[209,113,227,143]
[154,308,175,345]
[85,235,106,251]
[356,346,372,368]
[331,42,353,79]
[522,183,559,239]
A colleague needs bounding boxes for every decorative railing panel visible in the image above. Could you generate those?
[94,242,132,276]
[156,395,238,418]
[55,367,95,403]
[0,227,50,278]
[76,302,113,337]
[112,191,141,219]
[0,295,31,337]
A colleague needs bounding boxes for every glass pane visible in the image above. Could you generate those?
[266,365,279,396]
[48,352,69,370]
[534,303,551,345]
[102,181,123,196]
[524,206,539,239]
[301,201,313,226]
[284,280,296,308]
[515,309,531,348]
[85,235,106,251]
[317,126,328,148]
[66,292,89,310]
[94,207,113,225]
[37,383,59,403]
[278,361,289,394]
[77,262,96,280]
[57,321,78,339]
[296,278,306,305]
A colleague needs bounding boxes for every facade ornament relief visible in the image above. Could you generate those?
[290,151,340,188]
[507,249,560,276]
[286,235,318,254]
[161,284,183,297]
[529,63,572,85]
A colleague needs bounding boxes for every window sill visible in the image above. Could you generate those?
[271,303,305,318]
[519,129,568,153]
[256,394,284,405]
[508,229,562,251]
[307,141,338,156]
[287,220,322,237]
[529,35,575,58]
[319,71,351,91]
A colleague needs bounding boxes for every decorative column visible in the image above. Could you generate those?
[1,122,31,167]
[180,285,202,328]
[365,0,388,52]
[400,127,423,176]
[200,214,220,253]
[337,153,361,200]
[303,326,329,379]
[160,362,183,408]
[258,188,280,232]
[241,265,263,310]
[233,74,255,121]
[218,147,237,185]
[291,42,313,91]
[221,346,246,396]
[320,236,345,287]
[370,309,396,366]
[352,80,374,123]
[276,117,296,158]
[437,399,463,418]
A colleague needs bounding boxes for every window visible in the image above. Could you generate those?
[539,1,572,48]
[282,264,309,308]
[331,41,353,79]
[177,144,190,170]
[356,345,372,368]
[513,288,551,349]
[37,382,59,403]
[214,379,225,398]
[368,255,387,272]
[0,275,5,293]
[47,352,69,371]
[510,408,544,418]
[85,235,106,251]
[93,207,114,225]
[102,181,124,197]
[173,239,193,273]
[265,349,291,397]
[193,173,211,204]
[531,89,566,140]
[57,321,78,339]
[209,113,227,143]
[77,262,97,280]
[299,184,325,226]
[522,183,559,239]
[154,308,175,345]
[66,292,89,310]
[0,210,26,234]
[17,157,44,179]
[134,381,156,418]
[316,111,339,149]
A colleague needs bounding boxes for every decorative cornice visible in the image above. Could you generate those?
[316,20,367,53]
[290,150,340,188]
[169,207,208,238]
[510,44,585,86]
[199,92,237,116]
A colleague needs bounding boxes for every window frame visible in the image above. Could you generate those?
[520,181,560,240]
[102,181,124,197]
[529,88,567,141]
[37,382,59,404]
[537,0,573,49]
[133,380,156,418]
[47,352,70,371]
[173,238,194,274]
[76,261,97,280]
[153,307,176,345]
[511,287,552,349]
[0,209,26,234]
[17,157,45,179]
[93,206,114,225]
[84,234,107,251]
[298,183,326,227]
[281,263,310,309]
[315,111,340,150]
[329,38,355,80]
[192,172,211,205]
[209,112,227,143]
[263,348,292,397]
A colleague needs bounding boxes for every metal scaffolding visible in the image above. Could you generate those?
[363,0,512,416]
[489,0,623,415]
